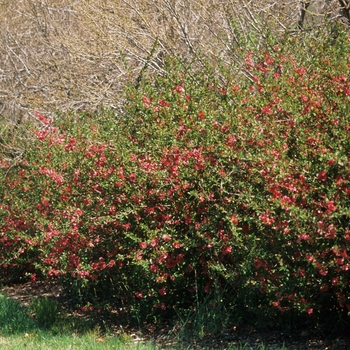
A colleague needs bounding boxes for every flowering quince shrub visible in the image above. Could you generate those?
[1,32,350,331]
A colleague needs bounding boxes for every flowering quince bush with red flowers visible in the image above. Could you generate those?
[1,32,350,332]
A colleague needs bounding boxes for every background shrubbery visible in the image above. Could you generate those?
[1,0,350,339]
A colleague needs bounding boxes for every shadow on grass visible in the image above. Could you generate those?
[0,292,291,350]
[0,292,157,349]
[0,294,37,334]
[2,291,348,350]
[0,291,111,336]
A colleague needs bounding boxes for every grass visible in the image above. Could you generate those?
[0,333,288,350]
[0,293,289,349]
[0,332,153,350]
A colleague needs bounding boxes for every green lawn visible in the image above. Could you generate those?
[0,333,155,350]
[0,292,288,350]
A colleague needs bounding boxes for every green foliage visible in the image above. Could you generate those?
[0,294,36,334]
[30,297,60,329]
[0,30,350,336]
[174,287,230,340]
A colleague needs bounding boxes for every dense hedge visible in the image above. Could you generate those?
[1,32,350,333]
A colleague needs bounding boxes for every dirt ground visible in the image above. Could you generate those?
[1,280,350,349]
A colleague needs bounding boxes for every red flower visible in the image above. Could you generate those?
[135,292,143,299]
[121,222,131,231]
[318,170,327,181]
[295,67,306,75]
[176,254,184,263]
[150,264,158,273]
[173,85,184,94]
[222,245,232,255]
[158,99,170,107]
[139,242,147,249]
[326,200,336,212]
[335,257,344,266]
[166,259,177,269]
[162,234,171,242]
[158,252,168,264]
[301,94,308,102]
[107,260,115,267]
[129,173,136,182]
[226,135,237,147]
[172,242,181,249]
[254,259,264,269]
[305,308,313,315]
[158,286,167,296]
[142,96,152,108]
[230,215,239,225]
[150,237,159,247]
[136,250,143,260]
[261,105,273,115]
[319,268,328,276]
[34,110,52,125]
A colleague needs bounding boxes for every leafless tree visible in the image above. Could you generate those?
[297,0,350,29]
[0,0,349,152]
